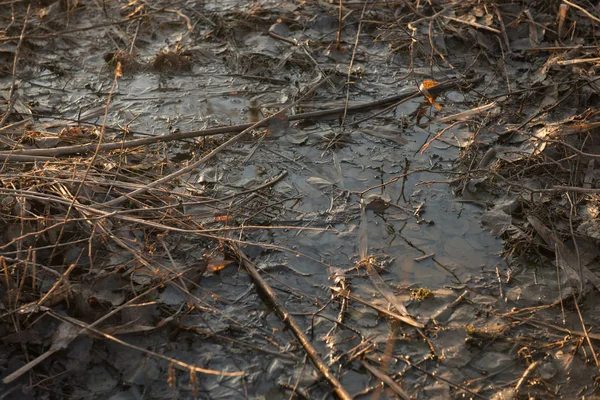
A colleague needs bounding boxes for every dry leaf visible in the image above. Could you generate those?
[207,256,234,273]
[115,61,123,78]
[419,80,443,110]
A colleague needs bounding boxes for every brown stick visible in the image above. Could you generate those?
[230,243,353,400]
[562,0,600,24]
[0,75,483,160]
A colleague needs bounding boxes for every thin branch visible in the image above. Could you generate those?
[231,243,353,400]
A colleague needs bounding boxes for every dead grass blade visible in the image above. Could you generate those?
[361,359,410,400]
[430,101,497,125]
[332,288,423,328]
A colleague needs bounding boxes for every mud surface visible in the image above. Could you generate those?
[1,1,600,399]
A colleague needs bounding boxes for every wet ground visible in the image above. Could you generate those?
[19,7,503,284]
[2,1,600,399]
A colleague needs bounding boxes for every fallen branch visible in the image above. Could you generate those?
[562,0,600,24]
[230,243,353,400]
[0,75,484,161]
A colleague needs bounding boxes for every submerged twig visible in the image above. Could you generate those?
[231,243,353,400]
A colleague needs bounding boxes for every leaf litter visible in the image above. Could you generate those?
[1,0,600,399]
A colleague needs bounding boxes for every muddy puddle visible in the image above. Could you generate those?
[2,1,600,399]
[22,27,503,287]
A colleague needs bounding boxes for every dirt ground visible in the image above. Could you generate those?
[1,1,600,399]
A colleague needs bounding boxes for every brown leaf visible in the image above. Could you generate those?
[206,256,234,273]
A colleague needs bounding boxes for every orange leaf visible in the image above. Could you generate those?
[206,256,234,273]
[214,215,229,222]
[115,61,123,78]
[419,80,443,110]
[420,80,439,89]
